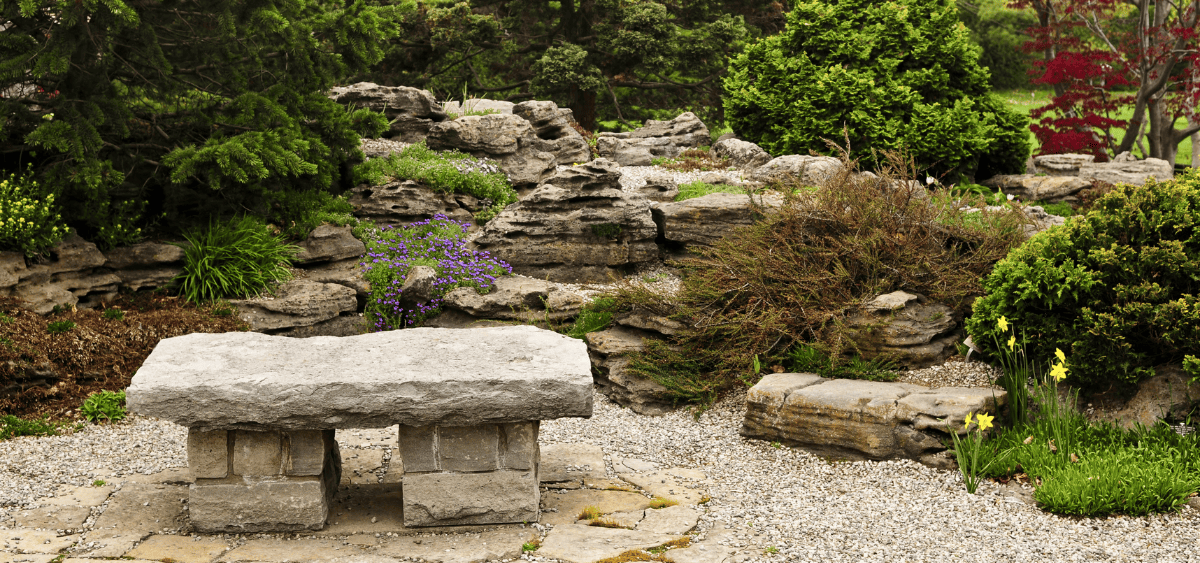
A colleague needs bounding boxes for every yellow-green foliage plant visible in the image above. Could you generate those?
[967,168,1200,389]
[0,168,67,257]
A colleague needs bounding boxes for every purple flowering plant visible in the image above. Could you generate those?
[360,214,512,331]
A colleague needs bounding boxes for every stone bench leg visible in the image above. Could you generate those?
[186,429,341,532]
[398,421,539,527]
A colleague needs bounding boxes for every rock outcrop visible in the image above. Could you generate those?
[635,173,679,202]
[469,159,659,283]
[329,83,448,143]
[441,98,515,116]
[513,101,592,165]
[748,155,842,186]
[980,174,1092,202]
[742,372,1006,466]
[348,179,481,227]
[293,225,365,265]
[0,234,120,314]
[426,113,558,188]
[228,280,358,333]
[1029,154,1094,176]
[595,113,709,166]
[586,326,675,416]
[841,291,960,369]
[712,138,772,171]
[1079,152,1174,186]
[651,192,782,249]
[102,242,186,292]
[1085,364,1200,430]
[423,275,587,328]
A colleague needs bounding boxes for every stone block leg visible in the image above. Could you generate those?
[398,421,540,526]
[187,428,340,532]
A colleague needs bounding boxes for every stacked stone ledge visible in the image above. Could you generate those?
[126,326,592,532]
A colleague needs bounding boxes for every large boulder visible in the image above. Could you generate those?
[0,233,120,313]
[228,280,358,332]
[586,326,675,416]
[426,275,587,328]
[595,113,709,166]
[348,179,480,227]
[328,83,448,143]
[426,113,558,188]
[841,291,960,369]
[1087,364,1200,430]
[293,225,365,265]
[742,372,1006,465]
[1029,154,1094,176]
[102,241,186,292]
[513,101,592,164]
[712,138,772,171]
[980,174,1092,202]
[1079,152,1174,186]
[469,159,659,283]
[651,192,782,248]
[748,155,843,186]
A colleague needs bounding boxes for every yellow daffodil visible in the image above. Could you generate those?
[997,316,1008,332]
[1050,361,1068,382]
[1055,348,1066,363]
[1007,335,1016,351]
[963,412,974,429]
[975,412,994,431]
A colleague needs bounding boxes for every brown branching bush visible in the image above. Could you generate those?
[659,147,731,172]
[617,149,1030,406]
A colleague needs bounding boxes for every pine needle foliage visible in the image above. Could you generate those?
[620,150,1028,406]
[0,0,396,239]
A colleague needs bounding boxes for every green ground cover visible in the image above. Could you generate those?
[997,89,1194,166]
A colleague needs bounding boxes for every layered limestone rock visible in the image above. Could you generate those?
[469,159,659,283]
[1029,153,1094,176]
[841,291,961,369]
[742,372,1006,465]
[102,241,186,292]
[712,138,772,171]
[1079,152,1174,186]
[584,309,685,416]
[748,154,843,186]
[595,113,709,166]
[652,192,782,248]
[426,113,558,188]
[980,174,1092,202]
[0,233,119,313]
[513,100,592,165]
[424,274,588,328]
[328,83,448,143]
[348,179,482,227]
[228,279,357,333]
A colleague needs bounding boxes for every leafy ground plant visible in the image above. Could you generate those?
[564,297,617,339]
[675,181,746,202]
[361,214,512,330]
[0,414,64,441]
[785,342,898,381]
[173,216,299,304]
[0,166,68,257]
[353,142,517,223]
[80,390,126,423]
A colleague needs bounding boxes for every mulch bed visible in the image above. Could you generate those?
[0,293,247,420]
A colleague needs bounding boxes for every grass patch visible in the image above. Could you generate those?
[564,297,617,340]
[785,342,899,382]
[648,497,678,509]
[0,414,65,441]
[352,141,517,223]
[1031,200,1075,217]
[675,181,746,202]
[589,517,631,529]
[578,505,602,520]
[173,215,299,304]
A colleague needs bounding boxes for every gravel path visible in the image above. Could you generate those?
[4,385,1197,562]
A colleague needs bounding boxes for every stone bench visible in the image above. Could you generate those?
[126,325,592,532]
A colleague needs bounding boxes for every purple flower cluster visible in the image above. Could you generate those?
[360,214,512,331]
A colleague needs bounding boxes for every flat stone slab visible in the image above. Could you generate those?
[537,524,682,563]
[127,326,592,430]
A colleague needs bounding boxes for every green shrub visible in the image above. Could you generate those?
[966,169,1200,388]
[0,168,68,257]
[352,141,518,223]
[0,414,62,441]
[46,320,76,334]
[172,216,299,304]
[102,308,125,320]
[974,94,1033,180]
[80,390,127,423]
[265,189,357,239]
[564,297,617,339]
[675,182,745,202]
[723,0,1003,179]
[1033,201,1075,217]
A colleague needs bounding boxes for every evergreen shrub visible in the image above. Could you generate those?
[722,0,1030,180]
[967,168,1200,388]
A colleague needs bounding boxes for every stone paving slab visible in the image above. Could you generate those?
[340,449,385,485]
[0,529,78,553]
[618,468,708,505]
[124,534,229,563]
[217,538,367,561]
[13,505,91,529]
[637,504,699,534]
[540,489,655,526]
[1,554,57,563]
[537,524,682,563]
[39,485,114,507]
[78,483,188,557]
[372,529,532,563]
[540,443,606,487]
[321,484,405,534]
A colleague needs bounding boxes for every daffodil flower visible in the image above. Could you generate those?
[1050,361,1068,382]
[1007,335,1015,351]
[975,412,994,432]
[997,316,1008,332]
[963,412,974,429]
[1055,348,1066,363]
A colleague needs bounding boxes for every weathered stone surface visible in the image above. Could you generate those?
[0,233,118,314]
[372,529,531,563]
[340,448,385,484]
[80,484,187,557]
[586,328,675,415]
[637,505,700,535]
[271,313,368,338]
[742,373,1006,463]
[189,478,331,533]
[652,192,781,248]
[980,174,1092,202]
[443,98,515,116]
[618,468,708,506]
[349,179,479,227]
[539,489,655,526]
[294,225,365,265]
[300,258,371,303]
[540,443,607,485]
[595,112,709,166]
[712,138,772,171]
[636,172,680,202]
[402,470,538,527]
[127,325,593,430]
[470,159,660,283]
[537,524,681,563]
[229,280,358,332]
[437,275,587,324]
[748,155,842,186]
[125,534,229,563]
[427,113,558,187]
[965,204,1066,239]
[615,309,684,336]
[1030,153,1094,176]
[187,429,228,479]
[111,266,181,293]
[102,242,185,269]
[329,83,448,143]
[842,291,961,369]
[0,529,79,554]
[13,505,91,529]
[219,537,369,561]
[397,265,439,312]
[1090,364,1200,430]
[1079,152,1174,186]
[513,100,592,164]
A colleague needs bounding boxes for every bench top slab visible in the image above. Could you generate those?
[127,325,593,431]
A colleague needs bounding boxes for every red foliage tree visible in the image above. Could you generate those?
[1009,0,1200,164]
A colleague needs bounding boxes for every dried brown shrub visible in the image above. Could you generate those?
[658,147,731,172]
[615,150,1030,405]
[0,293,247,419]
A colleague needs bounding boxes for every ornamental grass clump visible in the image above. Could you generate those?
[173,216,299,304]
[361,214,512,331]
[0,168,68,257]
[353,142,518,223]
[611,149,1027,406]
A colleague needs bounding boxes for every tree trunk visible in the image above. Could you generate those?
[1191,116,1199,168]
[570,86,597,131]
